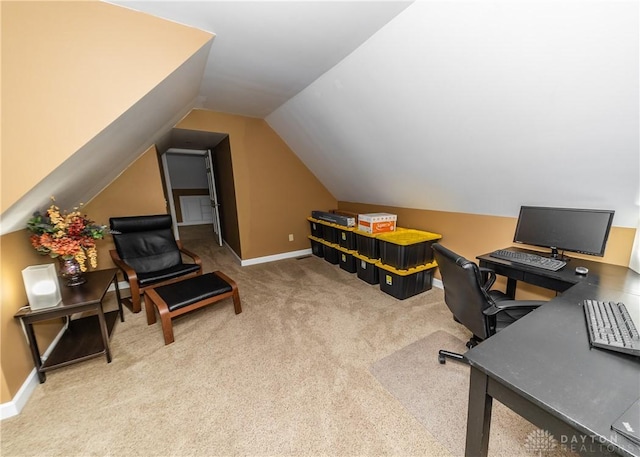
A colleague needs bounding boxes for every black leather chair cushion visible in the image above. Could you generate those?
[137,263,202,287]
[111,215,184,274]
[110,214,173,233]
[152,273,233,312]
[113,230,182,274]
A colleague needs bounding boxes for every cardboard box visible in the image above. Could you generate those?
[358,213,397,234]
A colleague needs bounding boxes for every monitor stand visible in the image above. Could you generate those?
[550,247,570,262]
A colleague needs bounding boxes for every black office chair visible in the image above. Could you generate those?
[432,243,545,364]
[109,214,203,313]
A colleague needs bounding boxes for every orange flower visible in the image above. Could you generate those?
[26,198,105,270]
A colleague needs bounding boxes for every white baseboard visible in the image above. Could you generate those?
[432,277,443,290]
[1,323,68,420]
[240,248,313,266]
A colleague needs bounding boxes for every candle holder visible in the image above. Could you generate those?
[22,264,62,310]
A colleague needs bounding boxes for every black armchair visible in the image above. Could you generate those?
[432,243,545,364]
[109,214,203,313]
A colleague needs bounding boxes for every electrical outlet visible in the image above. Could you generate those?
[288,234,294,241]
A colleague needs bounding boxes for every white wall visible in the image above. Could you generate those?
[166,154,208,189]
[267,1,639,228]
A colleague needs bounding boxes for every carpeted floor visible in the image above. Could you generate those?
[370,330,577,457]
[1,232,571,456]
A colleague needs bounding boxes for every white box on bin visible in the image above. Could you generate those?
[358,213,397,234]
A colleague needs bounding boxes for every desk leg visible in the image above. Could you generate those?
[24,322,46,383]
[113,276,124,322]
[506,278,517,299]
[465,366,493,457]
[97,307,112,363]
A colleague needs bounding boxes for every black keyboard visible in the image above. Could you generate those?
[583,299,640,357]
[489,249,566,271]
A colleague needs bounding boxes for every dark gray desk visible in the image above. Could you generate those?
[467,251,640,457]
[477,247,640,297]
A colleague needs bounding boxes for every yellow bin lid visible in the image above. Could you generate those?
[377,229,442,246]
[376,260,438,275]
[353,251,379,263]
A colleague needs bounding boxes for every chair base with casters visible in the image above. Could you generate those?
[438,336,480,364]
[144,271,242,345]
[432,243,546,365]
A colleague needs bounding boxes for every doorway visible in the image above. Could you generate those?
[160,128,242,257]
[162,148,222,246]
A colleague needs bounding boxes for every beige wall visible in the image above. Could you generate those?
[0,146,166,403]
[1,1,212,214]
[176,109,337,259]
[83,146,168,270]
[338,202,636,300]
[0,230,65,402]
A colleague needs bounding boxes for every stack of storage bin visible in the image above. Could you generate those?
[375,229,442,300]
[351,227,409,286]
[308,215,442,300]
[307,217,358,273]
[352,229,383,285]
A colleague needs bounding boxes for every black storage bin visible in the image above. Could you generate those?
[323,243,340,265]
[378,229,442,270]
[355,230,380,259]
[377,261,436,300]
[338,249,357,273]
[309,236,324,258]
[308,218,323,238]
[354,252,379,285]
[338,227,357,250]
[321,223,339,245]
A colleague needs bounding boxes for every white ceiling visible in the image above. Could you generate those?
[109,1,413,118]
[110,0,639,228]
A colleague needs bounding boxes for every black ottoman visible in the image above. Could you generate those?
[144,271,241,344]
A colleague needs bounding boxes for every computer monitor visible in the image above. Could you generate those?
[513,206,615,259]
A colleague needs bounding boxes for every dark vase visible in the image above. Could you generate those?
[58,257,86,286]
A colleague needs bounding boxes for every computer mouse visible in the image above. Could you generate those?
[575,266,589,275]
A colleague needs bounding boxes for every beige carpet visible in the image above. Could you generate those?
[0,233,569,456]
[370,330,577,457]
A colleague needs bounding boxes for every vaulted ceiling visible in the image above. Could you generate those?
[3,1,638,235]
[110,1,413,118]
[111,0,639,228]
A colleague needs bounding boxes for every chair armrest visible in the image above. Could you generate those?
[176,241,203,267]
[109,249,138,282]
[483,300,545,317]
[478,267,497,291]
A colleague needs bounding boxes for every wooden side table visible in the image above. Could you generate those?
[14,268,124,383]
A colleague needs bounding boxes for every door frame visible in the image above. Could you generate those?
[161,148,209,239]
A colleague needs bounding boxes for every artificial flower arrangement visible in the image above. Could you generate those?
[26,198,106,272]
